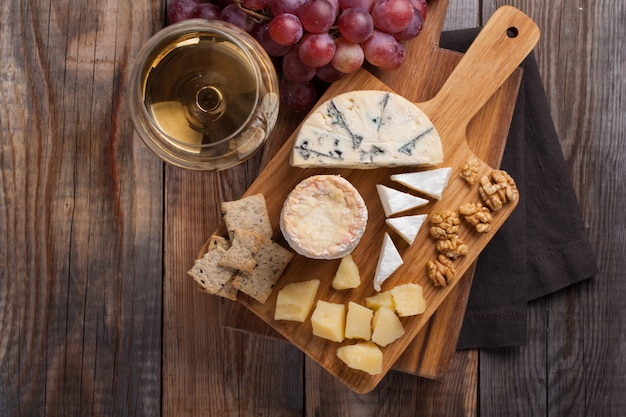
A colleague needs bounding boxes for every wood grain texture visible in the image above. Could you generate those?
[0,1,164,416]
[1,0,624,415]
[476,1,626,416]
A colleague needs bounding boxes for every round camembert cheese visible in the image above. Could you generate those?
[280,175,368,259]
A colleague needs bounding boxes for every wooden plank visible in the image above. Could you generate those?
[478,0,626,415]
[305,350,478,416]
[162,126,306,415]
[0,1,164,416]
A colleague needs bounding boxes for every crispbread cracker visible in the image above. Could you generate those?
[222,194,273,241]
[219,228,269,273]
[215,279,238,301]
[231,241,294,304]
[208,235,230,251]
[187,246,236,294]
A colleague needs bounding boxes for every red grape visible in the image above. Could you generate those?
[338,7,374,43]
[251,23,292,56]
[361,30,400,67]
[298,0,337,33]
[316,63,345,82]
[220,4,256,31]
[192,3,222,19]
[269,13,304,46]
[298,32,335,67]
[339,0,374,11]
[168,0,201,24]
[331,37,364,73]
[378,40,405,70]
[242,0,270,9]
[280,78,318,113]
[410,0,427,19]
[270,0,310,16]
[282,46,317,82]
[371,0,413,33]
[394,7,423,41]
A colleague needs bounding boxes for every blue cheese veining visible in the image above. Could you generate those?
[290,90,443,168]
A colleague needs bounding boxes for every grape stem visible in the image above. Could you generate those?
[233,0,273,23]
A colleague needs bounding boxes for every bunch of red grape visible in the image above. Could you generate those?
[167,0,428,112]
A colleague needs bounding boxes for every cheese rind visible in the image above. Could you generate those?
[391,167,453,200]
[280,175,368,259]
[290,90,443,169]
[376,184,429,217]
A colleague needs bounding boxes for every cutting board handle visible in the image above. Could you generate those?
[421,6,540,129]
[419,0,450,47]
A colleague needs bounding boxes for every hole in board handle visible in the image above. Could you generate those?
[506,26,519,38]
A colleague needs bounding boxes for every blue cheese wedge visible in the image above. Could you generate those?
[376,184,429,217]
[280,175,368,259]
[373,233,403,292]
[390,167,453,200]
[385,214,427,245]
[290,90,443,168]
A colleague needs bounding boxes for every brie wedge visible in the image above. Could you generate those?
[385,214,427,245]
[390,167,453,200]
[373,233,403,292]
[291,90,443,168]
[376,184,429,217]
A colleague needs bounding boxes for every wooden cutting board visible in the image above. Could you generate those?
[207,6,539,393]
[222,0,525,380]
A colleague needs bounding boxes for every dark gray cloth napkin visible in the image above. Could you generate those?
[438,28,598,349]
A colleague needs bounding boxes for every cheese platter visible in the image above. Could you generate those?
[197,6,540,393]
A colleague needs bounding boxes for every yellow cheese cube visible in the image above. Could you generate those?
[345,302,373,340]
[332,254,361,290]
[274,279,321,322]
[371,306,405,347]
[311,300,345,342]
[365,291,396,311]
[336,342,383,375]
[390,283,426,317]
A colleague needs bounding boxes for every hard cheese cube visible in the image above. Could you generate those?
[274,279,321,322]
[345,302,373,340]
[390,283,426,317]
[311,300,345,342]
[365,291,396,311]
[336,342,383,375]
[371,306,405,347]
[332,254,361,290]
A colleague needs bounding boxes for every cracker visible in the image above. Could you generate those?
[231,241,294,304]
[219,228,269,273]
[187,246,236,294]
[215,278,238,301]
[207,234,230,251]
[222,194,273,241]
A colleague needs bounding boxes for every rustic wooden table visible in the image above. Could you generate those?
[1,0,623,415]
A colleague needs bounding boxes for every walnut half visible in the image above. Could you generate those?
[459,202,494,233]
[460,157,480,185]
[427,254,456,287]
[478,170,519,211]
[429,210,460,240]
